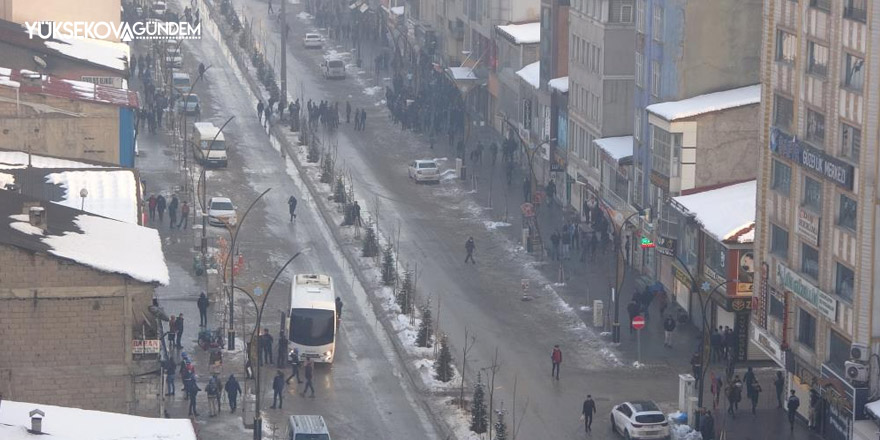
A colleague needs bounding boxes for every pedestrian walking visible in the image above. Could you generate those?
[156,194,167,223]
[550,231,560,261]
[787,390,800,431]
[808,389,820,430]
[165,357,176,395]
[288,195,298,221]
[206,373,220,417]
[662,315,676,347]
[522,177,531,202]
[257,100,265,124]
[710,373,722,409]
[560,227,571,259]
[581,394,596,432]
[168,194,179,229]
[260,328,274,365]
[271,370,285,409]
[464,237,476,264]
[550,345,562,380]
[130,55,138,79]
[726,375,743,417]
[264,105,272,127]
[178,201,190,229]
[267,0,273,15]
[175,313,184,348]
[286,348,302,384]
[225,374,242,413]
[489,142,498,166]
[148,194,157,222]
[346,101,351,123]
[700,409,715,440]
[185,376,200,417]
[197,292,208,327]
[749,381,762,415]
[335,297,343,322]
[774,371,785,408]
[546,179,557,206]
[301,358,315,397]
[167,316,177,349]
[691,352,703,383]
[352,201,362,226]
[360,109,367,130]
[743,366,757,394]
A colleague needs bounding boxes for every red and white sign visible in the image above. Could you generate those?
[631,316,645,330]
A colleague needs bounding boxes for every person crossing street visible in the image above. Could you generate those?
[581,394,596,433]
[288,195,298,222]
[464,237,476,264]
[551,345,562,380]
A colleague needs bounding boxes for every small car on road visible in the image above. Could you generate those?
[321,57,346,79]
[610,400,670,440]
[303,33,323,49]
[407,159,440,183]
[208,197,237,227]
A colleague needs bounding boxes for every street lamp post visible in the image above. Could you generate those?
[611,210,643,343]
[197,115,236,256]
[179,64,212,172]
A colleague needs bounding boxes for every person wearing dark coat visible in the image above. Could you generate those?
[464,237,476,264]
[175,313,184,348]
[271,370,285,409]
[663,315,676,348]
[581,395,596,433]
[168,194,179,229]
[259,328,273,365]
[288,195,298,221]
[197,292,208,327]
[257,100,265,124]
[286,348,302,384]
[225,374,242,412]
[335,297,343,321]
[301,358,315,397]
[165,358,176,395]
[185,376,200,416]
[700,409,715,440]
[156,195,167,223]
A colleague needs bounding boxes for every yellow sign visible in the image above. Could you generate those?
[736,282,754,294]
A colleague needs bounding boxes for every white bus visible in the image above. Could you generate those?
[288,274,337,363]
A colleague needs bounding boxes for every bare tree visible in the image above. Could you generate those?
[487,347,501,439]
[458,327,477,409]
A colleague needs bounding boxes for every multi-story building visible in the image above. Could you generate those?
[631,0,761,281]
[539,0,569,202]
[566,0,635,220]
[0,0,122,42]
[753,1,879,438]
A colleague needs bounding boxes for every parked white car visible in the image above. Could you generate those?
[407,159,440,183]
[321,58,346,79]
[303,33,323,49]
[610,400,670,440]
[208,197,237,227]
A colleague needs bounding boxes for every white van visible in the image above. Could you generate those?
[171,72,192,98]
[288,274,337,363]
[191,122,228,167]
[287,415,330,440]
[321,58,345,79]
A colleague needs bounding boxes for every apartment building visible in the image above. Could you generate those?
[566,0,635,219]
[752,0,879,438]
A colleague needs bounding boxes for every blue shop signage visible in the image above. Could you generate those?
[770,128,855,190]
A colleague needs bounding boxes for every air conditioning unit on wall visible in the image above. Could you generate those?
[846,361,868,383]
[850,343,869,362]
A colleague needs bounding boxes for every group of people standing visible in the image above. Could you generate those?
[146,193,190,230]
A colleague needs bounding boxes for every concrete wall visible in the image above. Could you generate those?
[0,244,159,415]
[0,0,122,41]
[0,87,122,165]
[690,105,759,188]
[602,78,633,137]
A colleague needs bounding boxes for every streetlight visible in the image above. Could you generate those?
[79,188,88,211]
[611,210,643,343]
[179,64,213,173]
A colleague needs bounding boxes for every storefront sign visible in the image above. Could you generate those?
[775,263,837,321]
[132,339,160,354]
[733,312,750,361]
[796,208,820,247]
[751,325,784,366]
[656,236,676,257]
[770,128,855,190]
[674,266,692,288]
[736,282,753,293]
[81,75,124,88]
[758,262,770,328]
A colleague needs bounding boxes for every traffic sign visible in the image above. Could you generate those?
[632,315,645,330]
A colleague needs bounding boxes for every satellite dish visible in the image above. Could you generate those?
[33,55,47,69]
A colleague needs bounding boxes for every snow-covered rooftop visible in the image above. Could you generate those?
[449,66,477,80]
[0,400,195,440]
[548,76,568,93]
[0,149,109,169]
[673,180,757,243]
[646,84,761,121]
[44,37,130,73]
[0,67,138,108]
[496,22,541,44]
[46,170,140,224]
[1,192,168,285]
[516,61,540,89]
[594,136,634,161]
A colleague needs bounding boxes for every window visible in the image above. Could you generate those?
[610,0,635,23]
[771,224,790,258]
[635,55,643,87]
[838,194,857,230]
[637,0,646,33]
[705,237,727,277]
[776,31,797,63]
[835,263,854,301]
[827,330,851,374]
[842,53,865,91]
[774,95,794,132]
[652,126,671,177]
[769,295,784,320]
[634,111,642,140]
[808,41,829,77]
[803,176,822,212]
[651,61,661,97]
[652,6,663,41]
[806,109,826,147]
[809,0,831,11]
[771,159,791,196]
[844,0,867,22]
[840,123,861,162]
[801,243,820,279]
[798,308,817,349]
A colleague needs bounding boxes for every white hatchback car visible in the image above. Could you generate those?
[303,33,323,49]
[610,400,670,440]
[208,197,237,227]
[408,159,440,183]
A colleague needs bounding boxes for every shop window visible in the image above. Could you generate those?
[801,243,820,280]
[835,263,854,301]
[837,194,857,231]
[772,160,791,196]
[798,308,816,350]
[827,330,851,374]
[771,224,789,258]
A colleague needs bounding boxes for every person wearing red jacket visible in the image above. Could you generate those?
[551,345,563,380]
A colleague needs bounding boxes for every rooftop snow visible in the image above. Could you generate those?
[45,170,139,223]
[0,67,138,108]
[0,400,195,440]
[44,37,130,72]
[646,84,761,121]
[449,66,477,80]
[594,136,633,161]
[496,22,541,44]
[548,76,568,93]
[516,61,540,89]
[0,150,109,169]
[673,180,757,243]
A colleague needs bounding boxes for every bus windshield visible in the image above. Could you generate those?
[290,308,335,346]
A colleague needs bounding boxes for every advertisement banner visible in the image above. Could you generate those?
[796,208,820,247]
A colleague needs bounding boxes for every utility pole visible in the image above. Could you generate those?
[280,0,287,101]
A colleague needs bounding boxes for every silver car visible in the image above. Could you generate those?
[408,159,441,183]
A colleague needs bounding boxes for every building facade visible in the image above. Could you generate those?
[752,0,879,438]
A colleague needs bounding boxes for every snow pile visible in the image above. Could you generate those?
[670,423,702,440]
[440,169,457,180]
[9,218,44,236]
[0,399,196,440]
[548,76,569,93]
[41,214,169,285]
[363,86,383,96]
[496,22,541,44]
[632,361,645,368]
[515,61,540,89]
[483,221,511,230]
[646,84,761,121]
[0,150,107,169]
[672,180,756,242]
[414,358,459,391]
[594,136,634,161]
[296,11,312,20]
[0,171,14,187]
[45,170,140,223]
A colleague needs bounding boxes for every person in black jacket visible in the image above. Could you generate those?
[260,328,274,365]
[663,315,676,348]
[197,292,208,327]
[581,395,596,433]
[165,358,176,395]
[787,390,800,431]
[156,194,167,223]
[175,313,184,348]
[225,374,242,413]
[271,370,285,409]
[700,409,715,440]
[185,376,200,416]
